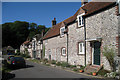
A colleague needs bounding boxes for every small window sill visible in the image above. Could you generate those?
[77,25,84,28]
[77,53,85,55]
[61,54,66,57]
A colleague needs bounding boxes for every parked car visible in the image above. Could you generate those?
[7,56,14,61]
[8,57,26,68]
[7,53,15,55]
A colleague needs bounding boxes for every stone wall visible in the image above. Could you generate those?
[43,34,67,62]
[67,23,85,66]
[43,5,119,71]
[86,6,119,70]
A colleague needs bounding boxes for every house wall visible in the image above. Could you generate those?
[43,34,67,62]
[85,6,119,70]
[67,23,85,66]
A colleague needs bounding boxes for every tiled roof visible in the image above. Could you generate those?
[43,2,115,40]
[23,41,30,45]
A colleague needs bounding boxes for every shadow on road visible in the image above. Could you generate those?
[8,64,34,70]
[2,71,15,80]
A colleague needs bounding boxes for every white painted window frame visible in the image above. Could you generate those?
[60,27,65,37]
[77,13,85,27]
[78,42,84,54]
[62,47,66,56]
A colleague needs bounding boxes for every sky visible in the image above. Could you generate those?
[2,2,83,27]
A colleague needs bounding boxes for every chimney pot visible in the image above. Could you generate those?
[52,18,56,26]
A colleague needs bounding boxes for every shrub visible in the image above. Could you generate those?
[42,58,48,64]
[45,64,50,66]
[56,62,61,66]
[80,66,85,70]
[104,72,117,78]
[98,68,110,76]
[61,62,70,68]
[103,47,115,71]
[20,53,31,58]
[51,60,56,64]
[72,68,79,72]
[70,65,76,68]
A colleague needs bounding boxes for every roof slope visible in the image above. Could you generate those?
[43,2,115,40]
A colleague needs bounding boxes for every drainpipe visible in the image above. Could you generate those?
[84,17,86,66]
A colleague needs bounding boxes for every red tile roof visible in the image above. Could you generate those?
[23,41,30,45]
[43,2,115,40]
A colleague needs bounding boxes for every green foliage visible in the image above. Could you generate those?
[42,45,45,58]
[98,68,110,76]
[72,68,79,72]
[56,62,61,66]
[42,58,48,64]
[45,64,50,66]
[70,65,76,68]
[103,47,115,71]
[51,60,56,64]
[20,53,31,58]
[61,62,70,68]
[80,66,85,70]
[2,21,50,49]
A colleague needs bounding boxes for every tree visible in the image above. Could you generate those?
[2,21,50,49]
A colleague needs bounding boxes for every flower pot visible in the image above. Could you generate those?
[79,70,83,73]
[92,72,97,76]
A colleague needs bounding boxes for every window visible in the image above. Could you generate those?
[60,27,65,37]
[77,13,85,27]
[78,42,84,54]
[61,47,66,56]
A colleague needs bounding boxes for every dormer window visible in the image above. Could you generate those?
[77,13,85,27]
[60,27,65,37]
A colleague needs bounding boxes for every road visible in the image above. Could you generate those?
[8,60,94,79]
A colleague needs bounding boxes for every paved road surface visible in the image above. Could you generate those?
[10,60,93,78]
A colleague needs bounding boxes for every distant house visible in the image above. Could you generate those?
[31,34,42,59]
[20,41,32,56]
[43,0,120,71]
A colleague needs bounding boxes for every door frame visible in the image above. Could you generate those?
[92,41,101,65]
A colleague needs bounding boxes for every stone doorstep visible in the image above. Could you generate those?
[84,65,102,74]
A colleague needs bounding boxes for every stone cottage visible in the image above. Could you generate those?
[31,34,43,59]
[43,0,120,71]
[20,41,32,57]
[20,34,43,59]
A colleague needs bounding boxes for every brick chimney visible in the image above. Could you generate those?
[52,18,56,26]
[81,0,88,6]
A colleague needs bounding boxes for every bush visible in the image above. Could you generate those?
[98,68,110,76]
[72,68,79,72]
[56,62,61,66]
[70,65,76,68]
[80,66,85,70]
[42,58,48,64]
[104,72,117,78]
[61,62,70,68]
[103,47,115,71]
[51,60,56,64]
[20,53,31,58]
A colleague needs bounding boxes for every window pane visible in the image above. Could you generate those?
[80,43,82,52]
[82,17,84,25]
[79,17,81,25]
[62,48,65,55]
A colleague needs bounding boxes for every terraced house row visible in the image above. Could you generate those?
[42,0,120,71]
[20,0,120,72]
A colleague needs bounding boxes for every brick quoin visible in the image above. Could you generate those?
[116,36,120,56]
